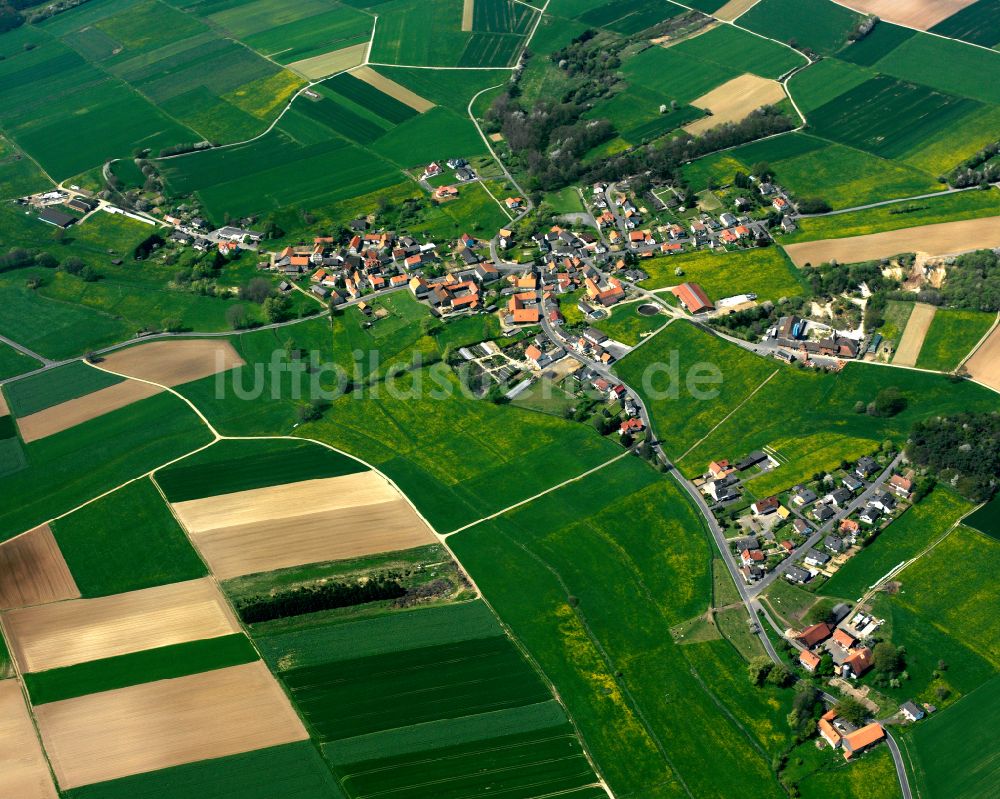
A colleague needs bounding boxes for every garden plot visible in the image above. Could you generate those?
[170,472,436,579]
[839,0,978,29]
[1,578,240,673]
[99,339,245,386]
[15,379,161,443]
[0,524,79,609]
[34,661,308,789]
[782,215,1000,266]
[684,73,786,134]
[893,302,937,366]
[0,680,59,799]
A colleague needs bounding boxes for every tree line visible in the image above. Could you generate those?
[907,411,999,502]
[235,573,407,624]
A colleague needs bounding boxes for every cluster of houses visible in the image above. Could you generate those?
[794,613,876,681]
[767,314,864,363]
[818,711,886,761]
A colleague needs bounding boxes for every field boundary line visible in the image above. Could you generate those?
[676,368,779,462]
[366,63,514,70]
[444,451,631,537]
[365,14,378,64]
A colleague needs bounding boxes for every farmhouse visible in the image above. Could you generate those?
[38,208,76,228]
[799,649,821,672]
[671,282,713,314]
[797,622,832,648]
[841,724,885,760]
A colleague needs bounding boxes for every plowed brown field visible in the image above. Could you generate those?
[16,380,162,443]
[0,524,79,609]
[99,340,244,387]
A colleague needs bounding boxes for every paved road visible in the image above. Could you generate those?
[0,334,52,366]
[884,729,914,799]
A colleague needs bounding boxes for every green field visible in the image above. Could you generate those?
[914,309,995,372]
[964,495,1000,540]
[784,187,1000,242]
[620,43,741,106]
[820,487,974,601]
[372,66,511,114]
[24,634,257,703]
[155,437,366,502]
[738,0,862,55]
[930,0,1000,48]
[672,23,806,80]
[786,58,872,115]
[578,0,684,35]
[873,31,1000,105]
[51,477,206,597]
[903,675,1000,799]
[0,391,213,542]
[617,322,1000,495]
[638,246,807,301]
[838,22,915,68]
[3,360,122,417]
[794,745,902,799]
[807,76,984,161]
[450,456,791,799]
[594,302,668,345]
[63,741,346,799]
[879,300,914,347]
[0,343,41,382]
[0,134,51,200]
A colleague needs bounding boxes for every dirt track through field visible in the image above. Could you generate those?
[462,0,474,31]
[783,216,1000,267]
[15,380,162,443]
[714,0,760,21]
[964,321,1000,391]
[2,578,240,673]
[34,661,308,789]
[99,339,244,387]
[893,302,937,366]
[0,525,79,609]
[0,681,59,799]
[289,42,367,80]
[353,66,435,112]
[172,473,436,578]
[837,0,978,29]
[684,74,786,135]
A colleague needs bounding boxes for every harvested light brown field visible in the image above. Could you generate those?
[356,66,435,112]
[2,578,240,673]
[34,661,308,789]
[783,216,1000,267]
[683,73,786,135]
[0,681,59,799]
[892,302,937,366]
[0,525,79,609]
[0,389,9,417]
[837,0,978,29]
[171,473,436,579]
[16,380,162,443]
[99,339,244,387]
[714,0,760,21]
[964,319,1000,392]
[288,42,367,80]
[462,0,474,31]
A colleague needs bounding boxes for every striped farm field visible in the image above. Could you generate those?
[34,661,308,789]
[169,471,435,579]
[326,73,419,124]
[3,361,122,418]
[1,578,240,673]
[350,66,434,112]
[0,523,79,609]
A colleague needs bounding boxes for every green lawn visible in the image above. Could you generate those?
[155,438,366,502]
[24,634,258,703]
[594,302,668,345]
[914,309,995,372]
[0,342,41,382]
[795,744,902,799]
[878,300,914,347]
[51,477,206,597]
[3,360,122,417]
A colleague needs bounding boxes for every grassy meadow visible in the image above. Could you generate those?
[914,309,995,372]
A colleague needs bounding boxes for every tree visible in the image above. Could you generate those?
[873,641,903,676]
[34,251,57,269]
[766,662,794,688]
[80,265,99,282]
[833,697,868,726]
[61,256,85,276]
[748,656,774,686]
[296,399,326,423]
[262,294,291,323]
[226,303,249,330]
[873,386,906,417]
[239,277,273,304]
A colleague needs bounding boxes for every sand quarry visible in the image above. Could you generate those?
[837,0,978,30]
[684,74,786,135]
[2,578,240,673]
[964,320,1000,392]
[15,380,162,443]
[783,216,1000,267]
[352,66,434,112]
[170,472,436,579]
[0,524,79,609]
[34,661,308,789]
[99,339,245,387]
[892,302,937,366]
[0,681,59,799]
